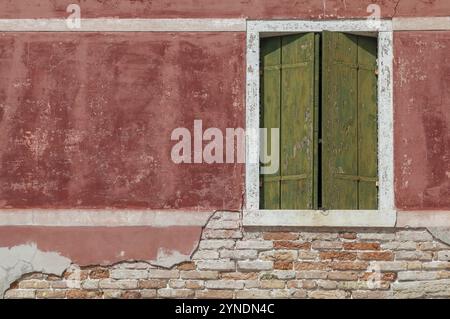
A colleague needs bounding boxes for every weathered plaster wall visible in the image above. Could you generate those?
[0,32,245,210]
[394,32,450,210]
[0,0,449,19]
[5,212,450,299]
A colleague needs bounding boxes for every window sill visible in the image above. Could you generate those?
[243,209,396,228]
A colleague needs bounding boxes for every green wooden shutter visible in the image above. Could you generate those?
[261,33,318,209]
[322,32,378,210]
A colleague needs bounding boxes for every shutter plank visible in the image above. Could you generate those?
[261,37,281,209]
[322,32,359,209]
[280,33,316,209]
[357,36,378,209]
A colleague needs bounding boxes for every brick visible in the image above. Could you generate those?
[180,271,219,280]
[4,289,35,299]
[327,272,359,281]
[337,281,390,290]
[147,270,179,279]
[18,280,50,289]
[273,241,311,250]
[274,261,293,270]
[343,242,380,251]
[423,262,450,270]
[294,262,330,271]
[197,260,235,271]
[301,280,318,289]
[221,272,258,280]
[270,290,292,298]
[308,290,348,299]
[331,261,369,271]
[339,232,357,240]
[50,281,68,289]
[111,269,148,279]
[298,251,319,260]
[121,291,142,299]
[395,230,433,241]
[67,290,102,299]
[438,251,450,261]
[263,232,298,241]
[397,271,440,281]
[271,270,296,280]
[157,289,194,299]
[141,289,157,298]
[81,280,99,290]
[192,250,219,260]
[274,250,298,261]
[320,251,357,261]
[407,261,423,270]
[103,290,122,299]
[352,290,393,299]
[317,280,338,290]
[195,290,234,299]
[89,268,110,279]
[236,240,273,250]
[296,271,328,279]
[169,280,186,289]
[99,279,138,290]
[358,251,394,261]
[395,251,433,261]
[205,280,244,289]
[203,230,243,239]
[393,279,450,295]
[138,279,167,289]
[312,241,343,250]
[220,249,258,260]
[244,280,260,288]
[417,242,449,251]
[177,262,196,271]
[380,241,416,250]
[199,240,235,250]
[374,261,408,271]
[260,280,285,289]
[237,260,273,271]
[185,280,204,289]
[36,290,66,299]
[207,220,240,229]
[292,290,308,298]
[236,290,271,299]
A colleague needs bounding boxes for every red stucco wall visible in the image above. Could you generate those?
[0,0,449,19]
[394,32,450,210]
[0,32,245,210]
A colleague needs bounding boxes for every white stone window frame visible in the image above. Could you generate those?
[244,20,396,228]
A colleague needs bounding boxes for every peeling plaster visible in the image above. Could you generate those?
[0,243,71,298]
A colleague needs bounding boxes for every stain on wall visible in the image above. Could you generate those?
[0,32,245,210]
[0,225,202,266]
[0,0,449,19]
[394,32,450,210]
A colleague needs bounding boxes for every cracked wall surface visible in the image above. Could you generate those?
[3,211,450,299]
[0,244,71,297]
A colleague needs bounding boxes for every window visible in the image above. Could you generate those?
[260,32,378,211]
[245,21,394,227]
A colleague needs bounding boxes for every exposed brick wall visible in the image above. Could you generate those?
[5,212,450,299]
